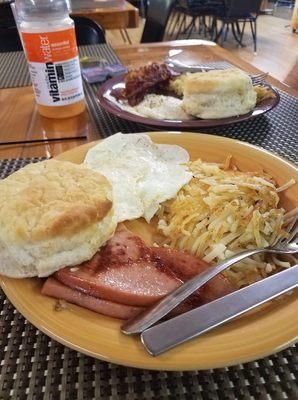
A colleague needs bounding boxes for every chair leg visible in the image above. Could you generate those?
[225,24,229,40]
[231,22,245,47]
[198,16,205,36]
[183,16,194,34]
[222,22,229,45]
[210,16,218,41]
[250,19,257,53]
[202,15,209,38]
[235,21,241,35]
[214,20,224,42]
[175,14,186,39]
[166,10,176,36]
[123,29,132,44]
[183,13,187,31]
[240,20,246,43]
[169,12,181,37]
[119,29,126,43]
[166,10,174,35]
[254,19,257,53]
[198,16,203,34]
[187,17,195,39]
[198,16,203,36]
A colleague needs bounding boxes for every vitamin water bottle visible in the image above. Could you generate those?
[15,0,85,118]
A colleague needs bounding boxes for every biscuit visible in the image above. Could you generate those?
[0,159,115,278]
[182,69,257,119]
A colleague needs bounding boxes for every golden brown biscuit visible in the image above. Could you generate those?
[182,69,257,119]
[0,159,115,278]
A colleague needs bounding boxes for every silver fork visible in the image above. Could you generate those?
[122,216,298,335]
[165,58,268,86]
[251,73,269,86]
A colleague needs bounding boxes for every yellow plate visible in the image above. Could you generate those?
[1,132,297,371]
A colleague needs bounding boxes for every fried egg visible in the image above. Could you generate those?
[105,92,192,120]
[84,133,192,223]
[134,94,192,120]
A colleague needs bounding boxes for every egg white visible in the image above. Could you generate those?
[84,133,192,223]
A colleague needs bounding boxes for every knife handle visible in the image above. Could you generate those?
[141,265,298,356]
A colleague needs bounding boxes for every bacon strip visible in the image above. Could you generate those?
[114,63,176,106]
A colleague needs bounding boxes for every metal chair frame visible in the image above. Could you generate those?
[214,0,262,53]
[166,1,219,40]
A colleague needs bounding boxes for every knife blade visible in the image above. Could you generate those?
[141,265,298,356]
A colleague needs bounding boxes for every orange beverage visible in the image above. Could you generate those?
[37,100,86,119]
[16,0,85,119]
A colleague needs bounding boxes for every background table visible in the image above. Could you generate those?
[0,39,297,160]
[71,0,139,29]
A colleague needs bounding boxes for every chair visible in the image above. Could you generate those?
[0,15,106,53]
[141,0,175,42]
[0,1,15,28]
[0,1,23,52]
[215,0,263,53]
[0,26,23,52]
[167,0,223,40]
[71,16,106,45]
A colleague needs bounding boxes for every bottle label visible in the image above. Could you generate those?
[21,28,84,106]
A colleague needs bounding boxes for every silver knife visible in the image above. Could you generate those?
[122,243,297,336]
[140,265,298,356]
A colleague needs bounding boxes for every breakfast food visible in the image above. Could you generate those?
[42,277,144,319]
[42,224,234,318]
[168,73,188,97]
[106,91,192,121]
[254,85,276,102]
[115,62,175,106]
[130,94,191,120]
[181,69,257,119]
[0,133,295,324]
[85,133,192,223]
[0,159,115,278]
[157,159,292,288]
[109,63,272,120]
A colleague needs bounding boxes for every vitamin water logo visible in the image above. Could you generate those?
[40,35,60,102]
[22,29,78,105]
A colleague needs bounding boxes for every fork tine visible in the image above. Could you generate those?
[253,80,265,86]
[252,73,266,80]
[252,77,267,85]
[276,215,298,245]
[287,225,298,244]
[251,73,268,85]
[284,215,298,244]
[253,72,268,80]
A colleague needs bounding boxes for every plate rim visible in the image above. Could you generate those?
[0,276,297,371]
[1,131,297,371]
[97,75,280,128]
[56,131,298,172]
